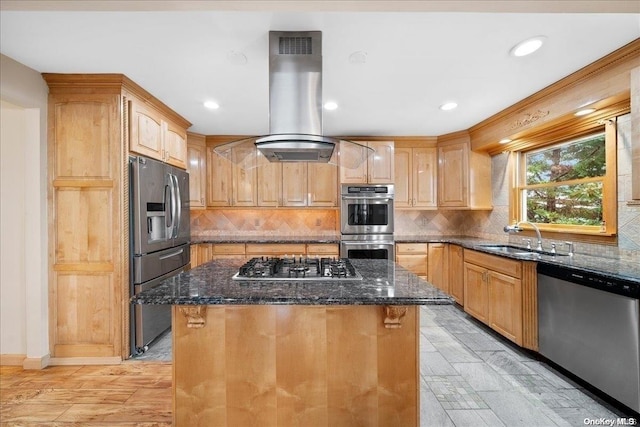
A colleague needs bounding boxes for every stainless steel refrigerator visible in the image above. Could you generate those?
[129,155,190,356]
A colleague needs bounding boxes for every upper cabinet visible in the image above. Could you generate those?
[259,155,338,207]
[256,149,281,207]
[340,140,394,184]
[394,146,437,209]
[281,163,308,207]
[186,132,207,208]
[206,140,256,207]
[130,99,188,169]
[208,141,338,208]
[164,120,188,168]
[437,132,492,209]
[308,162,338,206]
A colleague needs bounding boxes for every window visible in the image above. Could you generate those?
[514,123,617,238]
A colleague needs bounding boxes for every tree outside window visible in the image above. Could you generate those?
[523,133,606,227]
[515,126,619,238]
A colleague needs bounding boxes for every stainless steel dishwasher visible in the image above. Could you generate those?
[538,263,640,413]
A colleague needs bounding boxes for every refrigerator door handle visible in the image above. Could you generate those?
[164,183,172,230]
[172,174,182,239]
[158,247,184,260]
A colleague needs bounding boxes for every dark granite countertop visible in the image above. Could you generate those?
[191,234,341,244]
[189,234,639,287]
[395,235,640,286]
[131,258,454,306]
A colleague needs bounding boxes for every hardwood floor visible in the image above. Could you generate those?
[0,362,171,426]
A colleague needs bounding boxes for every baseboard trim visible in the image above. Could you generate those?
[23,354,51,370]
[0,354,26,366]
[48,356,122,366]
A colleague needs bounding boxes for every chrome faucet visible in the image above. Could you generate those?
[564,241,575,257]
[504,221,543,251]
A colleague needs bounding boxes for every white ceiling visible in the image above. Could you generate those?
[1,1,639,137]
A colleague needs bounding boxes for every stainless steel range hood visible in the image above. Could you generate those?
[214,30,372,165]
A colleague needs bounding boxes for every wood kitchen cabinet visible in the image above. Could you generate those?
[43,74,191,360]
[448,244,464,304]
[256,149,281,206]
[186,132,207,208]
[463,249,531,346]
[437,132,492,209]
[282,163,308,206]
[340,140,394,184]
[306,243,340,257]
[206,140,257,207]
[394,147,437,209]
[427,243,448,293]
[396,242,448,293]
[191,243,339,267]
[130,99,188,169]
[396,243,428,279]
[246,243,307,258]
[463,261,490,323]
[307,163,338,206]
[191,243,247,268]
[256,151,338,207]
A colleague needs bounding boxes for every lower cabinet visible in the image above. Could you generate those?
[463,249,524,346]
[427,243,448,293]
[396,243,449,293]
[306,243,340,258]
[396,243,428,279]
[448,244,464,304]
[245,243,307,258]
[190,243,340,268]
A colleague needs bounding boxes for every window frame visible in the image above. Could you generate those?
[510,119,618,243]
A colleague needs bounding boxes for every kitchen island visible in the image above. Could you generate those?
[132,258,453,427]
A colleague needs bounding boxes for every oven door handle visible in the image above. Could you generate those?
[341,196,393,201]
[341,241,395,246]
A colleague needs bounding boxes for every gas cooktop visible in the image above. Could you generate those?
[232,257,363,281]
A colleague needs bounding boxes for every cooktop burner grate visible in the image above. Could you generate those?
[233,256,362,281]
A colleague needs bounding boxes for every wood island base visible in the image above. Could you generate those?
[172,304,419,427]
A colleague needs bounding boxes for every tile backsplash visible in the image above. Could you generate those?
[190,208,338,236]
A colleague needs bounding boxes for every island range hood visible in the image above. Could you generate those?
[214,31,372,165]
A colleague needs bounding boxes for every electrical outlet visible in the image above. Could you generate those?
[254,219,260,227]
[315,219,321,226]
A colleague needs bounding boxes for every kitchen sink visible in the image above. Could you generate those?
[478,244,569,257]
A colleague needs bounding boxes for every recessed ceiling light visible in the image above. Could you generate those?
[499,138,512,144]
[204,101,219,110]
[574,108,596,116]
[324,101,338,110]
[510,36,546,57]
[440,102,458,111]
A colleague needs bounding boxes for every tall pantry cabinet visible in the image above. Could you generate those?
[43,74,191,361]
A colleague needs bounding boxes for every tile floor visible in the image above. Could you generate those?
[134,304,638,426]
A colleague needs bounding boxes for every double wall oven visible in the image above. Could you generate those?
[340,184,394,260]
